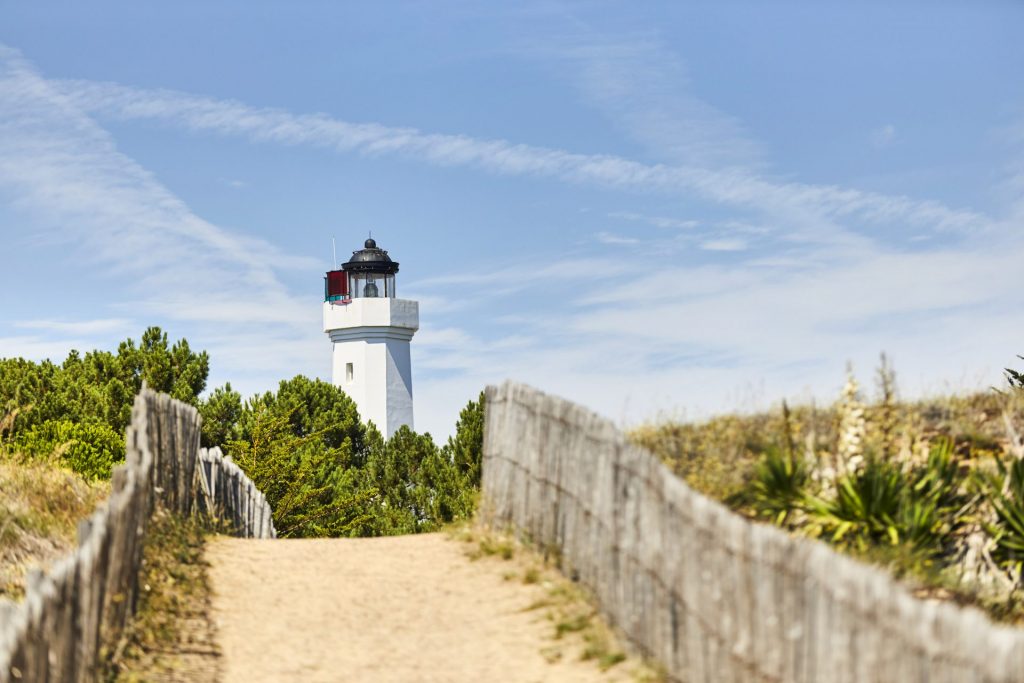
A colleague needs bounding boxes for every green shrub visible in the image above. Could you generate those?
[15,419,124,480]
[446,391,485,487]
[198,382,242,447]
[222,377,485,538]
[226,400,370,538]
[0,326,209,479]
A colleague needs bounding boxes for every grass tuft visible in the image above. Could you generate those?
[103,508,219,682]
[454,522,664,681]
[0,452,108,599]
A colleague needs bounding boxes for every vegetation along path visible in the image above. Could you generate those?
[206,533,639,683]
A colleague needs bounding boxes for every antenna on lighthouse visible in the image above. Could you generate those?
[332,237,337,267]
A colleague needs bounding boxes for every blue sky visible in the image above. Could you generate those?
[1,1,1022,437]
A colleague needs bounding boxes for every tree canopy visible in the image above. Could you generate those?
[0,327,485,537]
[215,377,482,538]
[1,326,209,479]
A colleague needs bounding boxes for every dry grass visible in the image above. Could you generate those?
[0,452,109,599]
[449,521,666,682]
[630,389,1014,501]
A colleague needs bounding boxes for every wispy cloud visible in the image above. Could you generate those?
[54,77,989,241]
[0,46,317,329]
[530,34,764,169]
[870,123,898,149]
[595,231,639,245]
[609,211,698,230]
[0,45,328,403]
[700,238,747,252]
[14,318,133,335]
[408,257,624,291]
[411,233,1024,433]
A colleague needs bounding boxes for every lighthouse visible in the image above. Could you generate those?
[323,238,419,438]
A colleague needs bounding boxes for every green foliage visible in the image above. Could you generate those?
[900,441,963,554]
[14,419,124,480]
[1007,356,1024,390]
[807,441,963,561]
[0,329,488,540]
[247,374,369,462]
[735,447,808,526]
[0,327,207,479]
[809,459,905,549]
[226,399,371,538]
[0,326,208,440]
[355,427,433,536]
[446,391,485,487]
[221,377,484,538]
[980,456,1024,575]
[117,327,210,405]
[351,425,476,537]
[198,383,242,447]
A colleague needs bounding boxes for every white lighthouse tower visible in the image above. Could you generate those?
[323,238,419,438]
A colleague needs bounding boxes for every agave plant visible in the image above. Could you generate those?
[809,458,904,549]
[736,447,809,526]
[1006,355,1024,390]
[901,440,963,553]
[808,440,963,558]
[909,439,962,511]
[980,455,1024,575]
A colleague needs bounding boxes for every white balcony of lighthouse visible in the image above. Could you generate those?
[323,297,419,339]
[323,238,419,438]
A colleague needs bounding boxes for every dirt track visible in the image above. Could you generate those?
[206,533,623,683]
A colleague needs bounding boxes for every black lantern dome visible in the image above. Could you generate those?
[324,237,401,301]
[342,238,400,275]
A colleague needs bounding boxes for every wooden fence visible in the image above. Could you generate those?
[0,388,275,683]
[481,382,1024,683]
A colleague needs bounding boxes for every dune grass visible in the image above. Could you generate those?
[0,451,109,599]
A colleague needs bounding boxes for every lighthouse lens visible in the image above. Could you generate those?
[364,280,379,297]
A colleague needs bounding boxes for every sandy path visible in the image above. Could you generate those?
[206,534,618,683]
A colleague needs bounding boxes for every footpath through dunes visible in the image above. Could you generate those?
[207,533,637,683]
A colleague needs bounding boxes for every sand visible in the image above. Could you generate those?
[206,533,621,683]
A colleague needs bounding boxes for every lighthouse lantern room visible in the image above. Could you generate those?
[323,238,419,438]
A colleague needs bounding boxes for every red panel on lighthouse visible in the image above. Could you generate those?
[326,270,349,299]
